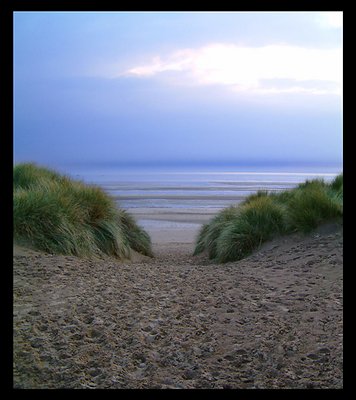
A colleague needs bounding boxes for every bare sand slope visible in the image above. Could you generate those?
[13,223,343,389]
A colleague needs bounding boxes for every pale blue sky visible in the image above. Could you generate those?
[14,11,343,167]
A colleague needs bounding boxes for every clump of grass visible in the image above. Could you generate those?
[328,173,343,210]
[286,179,342,233]
[240,189,269,205]
[215,196,286,263]
[14,162,67,190]
[117,209,153,257]
[13,163,152,259]
[193,205,240,258]
[330,173,343,193]
[194,173,343,263]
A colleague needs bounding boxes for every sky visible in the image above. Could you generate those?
[13,11,343,168]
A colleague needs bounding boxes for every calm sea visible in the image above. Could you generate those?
[56,163,342,231]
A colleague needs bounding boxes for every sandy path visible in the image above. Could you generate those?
[13,223,343,389]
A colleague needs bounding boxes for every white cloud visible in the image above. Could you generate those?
[317,12,343,29]
[123,43,342,96]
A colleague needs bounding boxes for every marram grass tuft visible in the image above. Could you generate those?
[194,174,343,263]
[13,163,153,259]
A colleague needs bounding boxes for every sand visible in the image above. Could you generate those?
[128,206,219,245]
[13,219,343,389]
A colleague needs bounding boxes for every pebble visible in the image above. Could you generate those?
[306,353,319,360]
[183,369,198,380]
[30,338,45,348]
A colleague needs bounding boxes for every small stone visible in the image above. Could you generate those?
[141,325,153,332]
[307,353,319,360]
[89,368,101,377]
[183,369,198,380]
[174,383,186,389]
[317,347,330,354]
[71,333,84,341]
[276,362,284,370]
[269,369,279,378]
[161,377,174,385]
[145,334,156,344]
[88,328,102,338]
[83,316,94,324]
[38,324,48,332]
[222,384,233,389]
[134,353,146,363]
[235,349,247,356]
[241,378,254,383]
[30,338,44,348]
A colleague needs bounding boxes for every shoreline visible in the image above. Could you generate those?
[128,207,220,245]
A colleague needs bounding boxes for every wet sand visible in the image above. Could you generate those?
[129,206,223,245]
[13,219,343,389]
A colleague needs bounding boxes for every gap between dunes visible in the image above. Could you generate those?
[13,222,343,389]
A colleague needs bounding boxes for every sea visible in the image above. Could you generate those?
[55,162,342,236]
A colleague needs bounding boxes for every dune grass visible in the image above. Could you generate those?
[194,173,343,263]
[13,163,153,259]
[194,205,240,259]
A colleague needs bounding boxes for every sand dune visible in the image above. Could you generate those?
[13,222,343,389]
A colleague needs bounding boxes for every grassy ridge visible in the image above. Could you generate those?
[13,163,153,259]
[194,174,343,263]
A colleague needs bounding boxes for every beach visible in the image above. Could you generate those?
[128,207,215,245]
[77,165,341,248]
[13,218,343,389]
[13,8,343,390]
